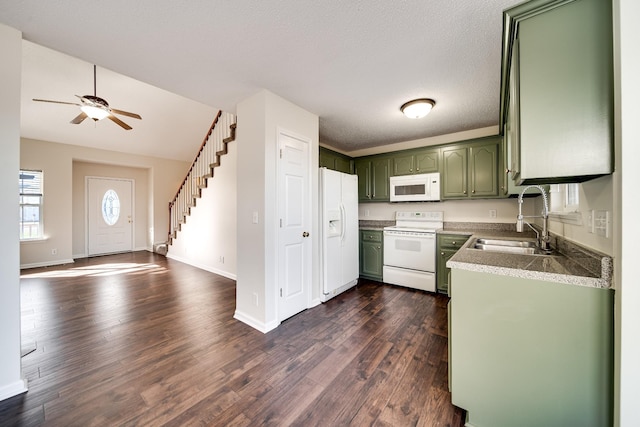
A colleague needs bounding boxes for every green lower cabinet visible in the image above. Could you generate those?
[359,230,383,281]
[436,234,470,294]
[450,268,613,427]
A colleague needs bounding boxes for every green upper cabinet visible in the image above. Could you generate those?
[354,156,391,202]
[442,137,500,199]
[391,148,440,176]
[442,146,468,198]
[500,0,613,185]
[319,146,353,174]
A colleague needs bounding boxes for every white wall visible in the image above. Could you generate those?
[20,138,189,268]
[615,0,640,425]
[235,90,319,332]
[167,140,237,279]
[360,197,533,224]
[0,23,27,401]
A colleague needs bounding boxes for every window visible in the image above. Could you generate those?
[549,183,582,225]
[19,170,43,240]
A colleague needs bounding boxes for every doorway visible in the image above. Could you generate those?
[87,177,134,256]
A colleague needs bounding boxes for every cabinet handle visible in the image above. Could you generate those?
[410,168,413,172]
[441,252,445,256]
[377,246,381,249]
[472,190,475,194]
[452,242,456,245]
[506,168,512,174]
[463,190,467,194]
[416,167,420,171]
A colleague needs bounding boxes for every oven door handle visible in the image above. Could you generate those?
[383,231,436,239]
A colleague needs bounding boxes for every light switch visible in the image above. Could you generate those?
[252,211,259,224]
[594,210,609,238]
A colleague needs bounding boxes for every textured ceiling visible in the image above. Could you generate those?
[1,0,523,158]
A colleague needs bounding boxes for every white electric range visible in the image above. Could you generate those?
[383,211,443,292]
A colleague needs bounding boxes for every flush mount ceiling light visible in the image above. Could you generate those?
[401,98,436,119]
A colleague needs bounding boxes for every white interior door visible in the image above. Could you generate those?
[87,177,133,256]
[278,131,311,322]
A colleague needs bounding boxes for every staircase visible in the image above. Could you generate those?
[168,110,236,244]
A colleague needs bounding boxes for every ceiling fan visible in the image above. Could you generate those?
[33,65,142,130]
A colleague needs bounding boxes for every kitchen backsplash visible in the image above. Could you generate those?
[358,198,532,224]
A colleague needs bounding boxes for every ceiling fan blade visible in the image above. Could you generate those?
[70,112,88,124]
[107,114,133,130]
[33,98,81,106]
[111,108,142,120]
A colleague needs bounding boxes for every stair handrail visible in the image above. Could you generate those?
[169,110,222,206]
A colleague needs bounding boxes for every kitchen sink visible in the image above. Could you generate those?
[475,238,537,248]
[471,238,555,255]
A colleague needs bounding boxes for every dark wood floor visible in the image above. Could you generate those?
[1,251,465,426]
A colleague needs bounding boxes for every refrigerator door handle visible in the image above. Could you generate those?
[339,203,346,244]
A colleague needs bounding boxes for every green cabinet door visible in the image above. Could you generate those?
[360,230,383,281]
[502,0,613,184]
[442,139,500,199]
[320,147,353,174]
[415,149,439,173]
[469,141,499,197]
[334,156,352,174]
[442,146,468,198]
[392,153,415,176]
[370,157,391,201]
[438,249,457,294]
[436,233,470,294]
[319,149,335,169]
[354,158,371,201]
[391,148,440,176]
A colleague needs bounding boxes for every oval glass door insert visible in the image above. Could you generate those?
[101,189,120,226]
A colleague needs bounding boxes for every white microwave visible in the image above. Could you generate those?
[389,173,441,202]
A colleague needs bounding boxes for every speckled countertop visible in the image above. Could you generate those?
[445,226,613,289]
[359,220,612,289]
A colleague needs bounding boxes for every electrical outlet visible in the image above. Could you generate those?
[489,209,497,218]
[51,248,57,255]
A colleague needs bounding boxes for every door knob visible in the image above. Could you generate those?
[302,232,309,237]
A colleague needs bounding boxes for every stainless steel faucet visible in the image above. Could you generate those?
[517,185,551,252]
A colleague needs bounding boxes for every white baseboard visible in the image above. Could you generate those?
[233,310,279,334]
[166,253,237,280]
[0,379,28,402]
[20,259,75,270]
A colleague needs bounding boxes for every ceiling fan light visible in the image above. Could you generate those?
[81,105,110,120]
[401,98,435,119]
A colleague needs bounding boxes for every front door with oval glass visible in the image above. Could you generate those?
[87,177,133,256]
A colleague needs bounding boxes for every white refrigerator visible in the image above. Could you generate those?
[319,168,359,302]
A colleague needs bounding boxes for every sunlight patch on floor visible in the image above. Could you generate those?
[20,262,166,279]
